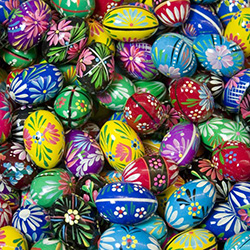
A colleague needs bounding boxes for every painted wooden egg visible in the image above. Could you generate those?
[0,199,12,227]
[7,0,52,51]
[116,42,159,80]
[96,73,136,111]
[0,92,11,144]
[240,84,250,130]
[143,139,161,155]
[99,120,145,172]
[169,77,215,123]
[222,69,250,113]
[58,64,78,86]
[54,85,93,129]
[193,34,244,77]
[165,228,217,250]
[152,33,197,78]
[0,226,28,250]
[124,92,165,134]
[165,179,216,231]
[30,168,76,208]
[42,17,89,65]
[102,5,159,42]
[96,182,158,225]
[76,42,114,94]
[0,141,38,190]
[6,68,23,88]
[0,0,23,23]
[12,204,50,243]
[212,140,250,182]
[182,4,224,40]
[202,202,247,241]
[21,189,37,207]
[23,110,65,169]
[9,63,63,105]
[99,224,161,250]
[153,0,190,27]
[160,121,200,167]
[65,130,104,177]
[31,238,67,250]
[225,8,250,57]
[122,154,179,195]
[224,231,250,250]
[108,111,127,123]
[51,0,95,18]
[100,170,122,184]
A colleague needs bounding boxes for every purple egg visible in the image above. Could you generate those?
[65,130,104,177]
[160,121,200,167]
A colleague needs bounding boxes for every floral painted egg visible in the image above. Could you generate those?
[116,42,159,80]
[30,168,76,208]
[153,0,190,27]
[0,92,11,143]
[142,139,161,155]
[193,34,244,77]
[65,130,104,177]
[9,63,63,105]
[12,204,50,243]
[0,200,12,227]
[23,110,65,169]
[102,5,159,42]
[224,231,250,250]
[165,179,216,231]
[202,202,247,241]
[51,0,95,18]
[99,224,161,250]
[222,69,250,113]
[160,122,200,168]
[169,77,214,123]
[0,0,23,23]
[21,189,37,207]
[0,226,28,250]
[122,154,179,195]
[54,85,93,129]
[152,33,197,78]
[7,0,52,51]
[99,120,145,172]
[76,42,114,94]
[42,17,89,65]
[164,228,217,250]
[182,4,224,40]
[49,194,99,249]
[96,73,136,111]
[31,238,67,250]
[212,140,250,182]
[100,170,122,184]
[240,84,250,130]
[0,141,38,190]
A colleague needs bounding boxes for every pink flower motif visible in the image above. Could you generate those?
[43,122,60,145]
[5,0,20,11]
[240,93,250,119]
[198,159,223,181]
[227,33,247,51]
[76,48,95,78]
[107,56,115,77]
[158,64,180,78]
[85,179,91,188]
[58,171,76,195]
[0,229,6,248]
[238,209,250,226]
[47,19,73,46]
[148,158,162,169]
[225,69,246,89]
[67,38,88,61]
[23,128,33,151]
[164,104,180,129]
[96,91,112,104]
[83,194,90,202]
[154,174,166,187]
[93,190,98,201]
[10,142,31,162]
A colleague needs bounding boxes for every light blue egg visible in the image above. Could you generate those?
[224,231,250,250]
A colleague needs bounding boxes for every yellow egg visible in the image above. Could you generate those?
[142,139,161,154]
[23,110,65,169]
[99,120,145,172]
[225,8,250,57]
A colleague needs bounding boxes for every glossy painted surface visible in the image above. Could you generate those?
[224,231,250,250]
[0,92,11,143]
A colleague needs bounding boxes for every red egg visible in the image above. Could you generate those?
[0,200,12,227]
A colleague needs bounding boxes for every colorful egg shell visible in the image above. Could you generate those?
[169,77,214,123]
[193,34,244,77]
[21,189,37,206]
[240,84,250,130]
[99,224,161,250]
[122,154,179,195]
[0,200,12,227]
[0,226,28,250]
[96,182,158,225]
[99,120,145,172]
[152,33,197,78]
[54,85,93,129]
[58,64,78,86]
[153,0,190,27]
[182,4,223,40]
[165,228,217,250]
[225,8,250,57]
[9,63,63,105]
[0,0,23,23]
[23,110,65,169]
[49,194,99,249]
[165,179,216,231]
[8,0,52,51]
[143,139,161,155]
[100,170,122,184]
[6,68,23,88]
[224,231,250,250]
[102,5,159,42]
[116,42,159,80]
[12,204,50,243]
[31,238,67,250]
[108,111,127,123]
[96,73,136,111]
[0,92,12,143]
[76,42,114,94]
[160,122,200,167]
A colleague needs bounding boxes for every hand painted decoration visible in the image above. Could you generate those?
[224,231,250,250]
[240,84,250,130]
[0,0,23,23]
[31,238,67,249]
[0,200,12,227]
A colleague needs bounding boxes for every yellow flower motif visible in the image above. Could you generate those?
[64,209,81,225]
[174,186,187,198]
[121,234,138,249]
[76,99,87,112]
[188,202,202,217]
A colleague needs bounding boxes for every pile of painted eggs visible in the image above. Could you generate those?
[0,0,250,249]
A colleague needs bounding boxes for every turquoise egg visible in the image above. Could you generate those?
[224,231,250,250]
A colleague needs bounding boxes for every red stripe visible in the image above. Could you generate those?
[51,1,93,13]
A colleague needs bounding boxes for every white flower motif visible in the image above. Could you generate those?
[10,142,31,162]
[158,64,181,78]
[111,183,123,192]
[0,201,11,226]
[124,106,132,119]
[114,206,127,218]
[134,207,147,218]
[133,184,145,194]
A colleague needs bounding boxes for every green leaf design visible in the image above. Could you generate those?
[134,114,142,123]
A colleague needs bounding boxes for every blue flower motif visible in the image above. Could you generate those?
[106,151,115,162]
[15,171,24,181]
[26,165,33,175]
[131,139,140,150]
[14,162,24,171]
[3,162,11,170]
[198,86,214,111]
[73,133,93,151]
[225,151,237,164]
[9,176,18,185]
[33,131,45,145]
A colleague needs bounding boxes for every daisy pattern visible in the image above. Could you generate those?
[133,184,145,194]
[225,70,246,90]
[198,85,214,111]
[198,118,223,138]
[124,106,132,119]
[111,183,123,192]
[158,64,181,78]
[114,206,127,218]
[0,201,11,227]
[10,142,31,162]
[134,207,147,218]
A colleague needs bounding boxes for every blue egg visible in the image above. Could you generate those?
[191,0,217,4]
[9,63,63,105]
[224,231,250,250]
[151,33,197,79]
[96,182,158,225]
